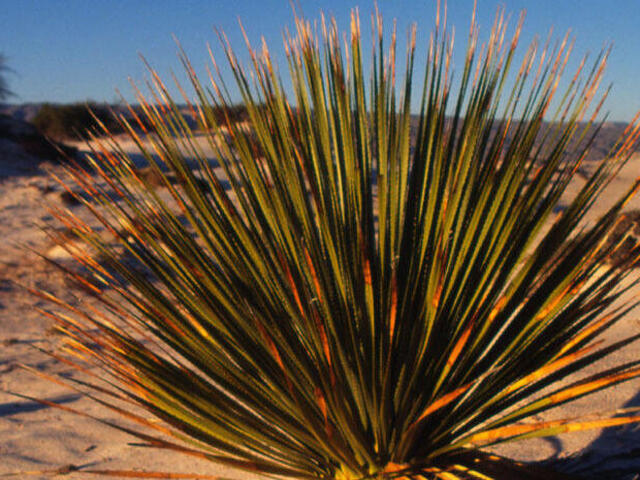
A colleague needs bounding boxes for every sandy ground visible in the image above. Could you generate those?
[1,136,639,478]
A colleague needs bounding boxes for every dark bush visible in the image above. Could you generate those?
[209,103,250,125]
[32,103,123,140]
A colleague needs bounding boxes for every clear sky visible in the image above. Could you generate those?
[3,0,640,121]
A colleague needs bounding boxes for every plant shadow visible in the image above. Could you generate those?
[0,393,81,417]
[542,389,640,479]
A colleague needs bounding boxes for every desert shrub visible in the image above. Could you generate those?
[32,102,123,140]
[190,103,264,133]
[23,5,640,480]
[210,103,250,124]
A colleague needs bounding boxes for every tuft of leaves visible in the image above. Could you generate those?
[23,5,640,480]
[0,53,13,101]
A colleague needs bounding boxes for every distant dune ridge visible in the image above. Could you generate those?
[0,102,634,161]
[0,103,41,122]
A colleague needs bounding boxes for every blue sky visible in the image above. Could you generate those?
[3,0,640,121]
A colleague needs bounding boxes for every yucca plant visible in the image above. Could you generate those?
[17,4,640,479]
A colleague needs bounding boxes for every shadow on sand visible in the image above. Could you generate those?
[541,389,640,479]
[0,393,81,417]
